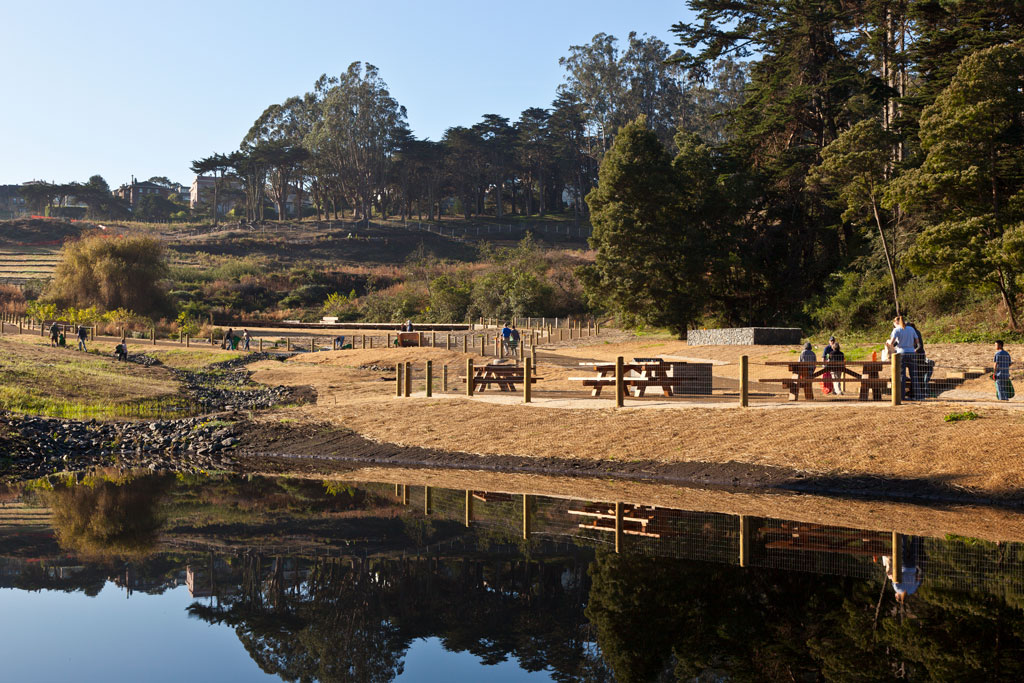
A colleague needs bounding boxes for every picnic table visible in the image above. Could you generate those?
[463,363,542,392]
[761,360,889,401]
[396,331,421,347]
[569,358,712,397]
[568,504,662,538]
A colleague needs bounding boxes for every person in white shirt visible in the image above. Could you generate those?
[889,316,919,400]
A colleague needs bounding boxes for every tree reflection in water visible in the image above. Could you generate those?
[47,473,170,559]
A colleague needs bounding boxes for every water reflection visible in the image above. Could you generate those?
[3,472,1024,680]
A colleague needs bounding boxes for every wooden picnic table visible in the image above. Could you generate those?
[465,363,541,392]
[569,358,712,397]
[762,360,889,401]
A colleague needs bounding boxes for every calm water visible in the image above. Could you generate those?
[2,472,1024,681]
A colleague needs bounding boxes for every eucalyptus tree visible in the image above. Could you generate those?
[244,95,315,220]
[307,62,409,224]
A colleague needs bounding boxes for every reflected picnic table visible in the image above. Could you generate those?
[762,360,889,401]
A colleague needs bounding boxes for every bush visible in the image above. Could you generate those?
[46,233,170,317]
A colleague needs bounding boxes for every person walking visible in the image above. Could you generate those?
[242,329,251,351]
[49,322,60,347]
[501,322,512,357]
[76,324,88,352]
[509,324,520,358]
[222,328,234,350]
[889,316,918,400]
[994,340,1014,401]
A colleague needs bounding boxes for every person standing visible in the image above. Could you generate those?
[889,316,918,400]
[76,324,88,352]
[501,322,512,357]
[242,329,251,351]
[49,322,60,347]
[222,328,234,350]
[509,325,520,357]
[994,340,1013,401]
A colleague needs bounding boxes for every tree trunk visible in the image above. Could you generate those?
[871,196,900,317]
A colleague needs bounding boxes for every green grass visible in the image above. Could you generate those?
[944,410,980,423]
[147,349,240,370]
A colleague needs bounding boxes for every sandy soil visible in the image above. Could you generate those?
[246,338,1024,501]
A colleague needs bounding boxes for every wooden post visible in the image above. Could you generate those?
[431,331,436,348]
[424,486,432,515]
[891,531,903,583]
[90,326,94,342]
[185,334,190,347]
[559,328,563,342]
[493,336,499,358]
[524,357,532,403]
[740,355,749,407]
[479,335,484,356]
[446,333,451,350]
[443,364,449,392]
[387,333,392,348]
[596,321,600,335]
[518,338,524,361]
[463,335,467,353]
[466,359,474,397]
[739,515,750,567]
[402,484,409,505]
[531,344,537,368]
[425,360,433,398]
[259,337,263,352]
[404,361,412,397]
[522,494,532,539]
[614,502,623,553]
[396,362,404,396]
[464,490,473,527]
[152,327,156,345]
[615,356,625,408]
[286,336,291,351]
[891,355,902,406]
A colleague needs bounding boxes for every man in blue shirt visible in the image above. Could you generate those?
[889,316,919,399]
[500,322,512,357]
[994,340,1013,400]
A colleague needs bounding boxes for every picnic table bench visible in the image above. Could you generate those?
[461,363,543,392]
[568,358,712,397]
[761,360,889,401]
[396,332,421,347]
[568,504,662,538]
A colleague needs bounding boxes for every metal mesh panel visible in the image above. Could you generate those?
[748,518,891,579]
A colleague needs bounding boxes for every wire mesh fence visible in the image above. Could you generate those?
[351,479,1024,592]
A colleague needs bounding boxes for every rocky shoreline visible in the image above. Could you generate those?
[0,353,315,480]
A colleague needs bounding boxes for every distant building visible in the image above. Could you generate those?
[190,175,241,215]
[0,184,27,218]
[113,177,171,206]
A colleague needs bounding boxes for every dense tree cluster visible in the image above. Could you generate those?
[193,38,746,226]
[590,2,1024,332]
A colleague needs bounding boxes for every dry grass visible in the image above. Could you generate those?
[249,340,1024,498]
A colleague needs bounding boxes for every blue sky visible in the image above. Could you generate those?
[0,0,695,187]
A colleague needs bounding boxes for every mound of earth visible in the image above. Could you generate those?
[0,218,99,246]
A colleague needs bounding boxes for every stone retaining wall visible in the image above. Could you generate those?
[687,327,803,346]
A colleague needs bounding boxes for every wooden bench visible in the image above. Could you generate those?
[761,361,890,401]
[569,358,713,397]
[462,364,543,392]
[568,504,661,538]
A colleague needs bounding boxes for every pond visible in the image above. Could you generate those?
[2,471,1024,681]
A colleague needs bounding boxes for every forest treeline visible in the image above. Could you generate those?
[586,2,1024,335]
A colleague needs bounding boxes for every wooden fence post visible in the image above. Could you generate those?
[286,336,291,351]
[531,345,537,368]
[740,355,749,407]
[90,327,95,342]
[404,361,412,397]
[396,362,404,396]
[493,336,499,358]
[524,357,532,404]
[891,355,902,406]
[446,333,451,350]
[465,490,473,527]
[522,494,532,539]
[615,356,625,408]
[739,515,751,567]
[425,360,433,398]
[463,335,467,353]
[891,531,903,583]
[442,364,448,392]
[614,502,623,553]
[466,359,474,397]
[479,335,484,356]
[431,331,436,348]
[424,486,432,515]
[387,333,392,348]
[259,337,263,352]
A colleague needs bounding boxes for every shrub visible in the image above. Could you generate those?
[46,233,170,317]
[0,284,26,314]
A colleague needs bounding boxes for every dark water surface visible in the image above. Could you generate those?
[2,472,1024,682]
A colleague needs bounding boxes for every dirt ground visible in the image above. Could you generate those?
[246,337,1024,501]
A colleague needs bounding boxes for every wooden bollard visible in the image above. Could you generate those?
[425,360,433,398]
[739,515,751,567]
[404,361,412,397]
[524,357,532,403]
[442,364,448,392]
[531,345,537,368]
[493,336,499,358]
[740,355,749,407]
[286,336,291,351]
[259,337,263,352]
[891,355,901,406]
[387,333,392,347]
[522,494,532,539]
[615,355,625,408]
[466,358,474,397]
[396,362,404,396]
